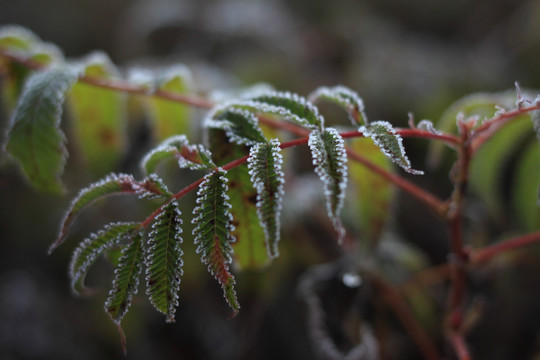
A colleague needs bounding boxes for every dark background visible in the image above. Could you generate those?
[1,0,540,359]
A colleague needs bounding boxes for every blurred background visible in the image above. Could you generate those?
[1,0,540,359]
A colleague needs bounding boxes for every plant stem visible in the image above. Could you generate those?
[363,268,442,360]
[470,230,540,263]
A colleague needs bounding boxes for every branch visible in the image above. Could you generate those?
[470,231,540,264]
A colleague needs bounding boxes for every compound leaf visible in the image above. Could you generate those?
[192,169,239,313]
[105,231,145,324]
[5,67,78,193]
[308,127,348,242]
[309,85,368,126]
[68,52,127,174]
[360,121,423,175]
[247,139,285,258]
[206,107,267,146]
[69,222,140,295]
[145,200,183,323]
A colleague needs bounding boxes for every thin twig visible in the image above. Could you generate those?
[470,230,540,264]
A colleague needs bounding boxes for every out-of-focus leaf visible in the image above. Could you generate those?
[68,52,127,174]
[348,137,393,247]
[0,26,63,112]
[208,129,270,269]
[469,115,532,220]
[512,141,540,230]
[429,92,514,166]
[147,66,192,140]
[5,67,77,193]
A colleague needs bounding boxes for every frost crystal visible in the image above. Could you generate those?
[308,128,348,243]
[247,138,285,257]
[360,121,423,175]
[416,120,442,135]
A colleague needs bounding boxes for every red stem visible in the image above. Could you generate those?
[470,231,540,264]
[449,331,472,360]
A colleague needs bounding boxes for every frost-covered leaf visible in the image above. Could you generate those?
[360,121,423,175]
[147,66,192,141]
[308,128,348,242]
[348,138,393,246]
[208,129,270,269]
[105,231,145,324]
[308,85,367,126]
[247,139,285,258]
[68,52,127,174]
[206,107,267,146]
[141,134,215,174]
[236,91,323,130]
[470,114,533,220]
[416,120,442,135]
[69,222,139,295]
[512,141,540,231]
[137,173,173,199]
[52,173,161,253]
[5,67,78,193]
[145,200,183,323]
[192,169,239,313]
[0,25,40,51]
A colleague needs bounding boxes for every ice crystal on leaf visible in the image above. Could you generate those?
[308,128,348,243]
[192,169,240,313]
[105,231,145,325]
[360,121,423,175]
[205,107,267,146]
[416,120,442,135]
[145,200,183,322]
[69,222,140,295]
[247,138,285,257]
[140,134,215,174]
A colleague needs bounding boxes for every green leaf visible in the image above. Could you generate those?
[208,129,270,269]
[429,92,514,166]
[348,138,393,247]
[192,169,240,313]
[360,121,423,175]
[308,85,368,126]
[68,52,127,174]
[308,127,348,242]
[52,173,144,253]
[69,222,139,295]
[145,200,183,323]
[0,25,39,51]
[235,91,324,130]
[512,141,540,231]
[469,114,532,220]
[206,107,268,145]
[105,231,145,324]
[141,134,216,174]
[247,139,285,258]
[147,66,192,141]
[5,67,78,193]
